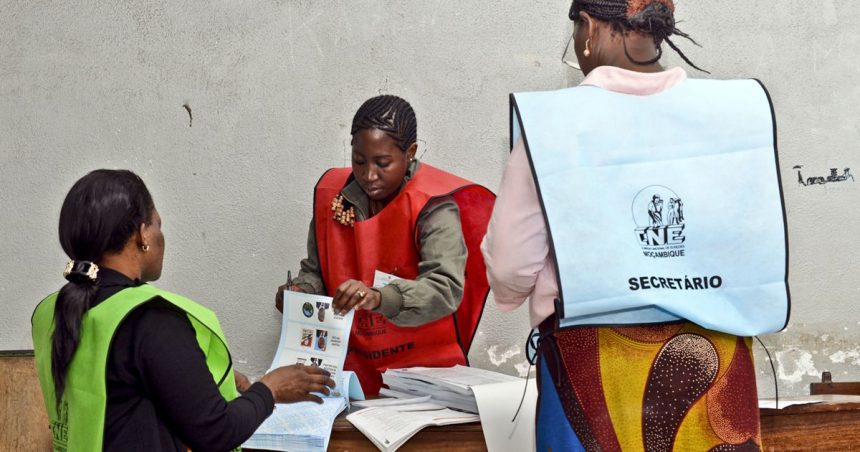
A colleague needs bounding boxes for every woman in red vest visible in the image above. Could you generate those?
[276,95,495,394]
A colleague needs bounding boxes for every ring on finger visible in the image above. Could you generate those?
[357,290,366,299]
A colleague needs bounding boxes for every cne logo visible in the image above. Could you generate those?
[632,185,686,258]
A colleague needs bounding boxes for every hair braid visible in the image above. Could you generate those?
[569,0,708,73]
[350,95,417,152]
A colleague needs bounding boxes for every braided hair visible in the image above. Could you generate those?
[350,95,417,152]
[570,0,709,73]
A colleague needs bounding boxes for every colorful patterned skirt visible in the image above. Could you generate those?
[535,320,762,452]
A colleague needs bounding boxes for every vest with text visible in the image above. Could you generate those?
[32,284,239,451]
[314,163,495,394]
[510,78,789,336]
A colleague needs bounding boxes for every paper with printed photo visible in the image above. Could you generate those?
[271,291,355,392]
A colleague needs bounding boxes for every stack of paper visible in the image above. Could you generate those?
[347,401,479,452]
[243,396,347,451]
[243,370,364,451]
[381,365,522,413]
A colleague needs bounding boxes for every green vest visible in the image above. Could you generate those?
[31,284,239,451]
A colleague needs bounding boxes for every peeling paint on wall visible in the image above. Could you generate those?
[829,350,860,365]
[486,344,521,366]
[775,349,819,384]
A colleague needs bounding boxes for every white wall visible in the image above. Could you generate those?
[2,0,858,397]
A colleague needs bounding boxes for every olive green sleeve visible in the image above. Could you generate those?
[374,196,467,327]
[292,219,327,295]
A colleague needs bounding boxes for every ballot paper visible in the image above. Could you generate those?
[382,365,522,413]
[472,378,537,452]
[243,371,364,452]
[346,404,479,452]
[243,292,364,452]
[352,394,432,408]
[373,269,402,288]
[270,290,354,391]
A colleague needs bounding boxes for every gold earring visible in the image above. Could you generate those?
[584,38,592,58]
[141,244,150,252]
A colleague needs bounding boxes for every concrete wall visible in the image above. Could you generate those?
[2,0,857,397]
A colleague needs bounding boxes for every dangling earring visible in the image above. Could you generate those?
[141,244,150,252]
[330,194,355,227]
[583,38,592,58]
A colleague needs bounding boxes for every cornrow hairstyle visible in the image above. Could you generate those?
[569,0,709,73]
[350,95,417,152]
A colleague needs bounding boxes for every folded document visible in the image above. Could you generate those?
[382,365,521,413]
[347,401,479,452]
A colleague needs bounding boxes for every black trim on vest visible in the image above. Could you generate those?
[754,78,792,332]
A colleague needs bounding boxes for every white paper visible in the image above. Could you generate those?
[387,365,521,394]
[353,395,432,408]
[758,396,826,409]
[472,378,537,452]
[378,388,420,399]
[373,270,403,288]
[347,405,479,452]
[243,372,359,452]
[271,290,354,392]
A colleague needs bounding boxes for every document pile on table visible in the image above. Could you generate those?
[344,365,536,451]
[380,365,521,413]
[243,291,364,452]
[242,389,347,452]
[347,398,479,452]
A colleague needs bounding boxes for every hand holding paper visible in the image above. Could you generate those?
[332,279,380,315]
[260,364,335,404]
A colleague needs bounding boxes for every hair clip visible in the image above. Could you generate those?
[63,260,100,283]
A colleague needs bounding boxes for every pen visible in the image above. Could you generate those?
[287,270,292,290]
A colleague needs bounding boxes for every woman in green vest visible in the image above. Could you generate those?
[32,169,335,451]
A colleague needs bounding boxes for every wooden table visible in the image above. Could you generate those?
[759,394,860,451]
[5,352,858,451]
[328,416,486,451]
[318,395,860,451]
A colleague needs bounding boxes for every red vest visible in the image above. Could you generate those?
[314,163,495,394]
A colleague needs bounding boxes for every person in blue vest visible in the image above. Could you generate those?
[32,169,335,451]
[483,0,788,450]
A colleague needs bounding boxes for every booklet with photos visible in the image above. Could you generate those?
[270,290,355,392]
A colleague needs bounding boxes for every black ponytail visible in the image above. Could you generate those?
[52,169,154,403]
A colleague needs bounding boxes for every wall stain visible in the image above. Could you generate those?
[486,344,521,366]
[182,103,193,127]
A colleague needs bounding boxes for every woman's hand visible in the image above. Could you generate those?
[259,364,335,404]
[275,284,305,313]
[234,369,252,393]
[332,279,381,315]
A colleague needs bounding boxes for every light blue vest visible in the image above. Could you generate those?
[511,78,789,336]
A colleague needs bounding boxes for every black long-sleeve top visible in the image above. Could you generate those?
[92,268,273,451]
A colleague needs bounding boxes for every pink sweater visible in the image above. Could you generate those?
[481,65,688,327]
